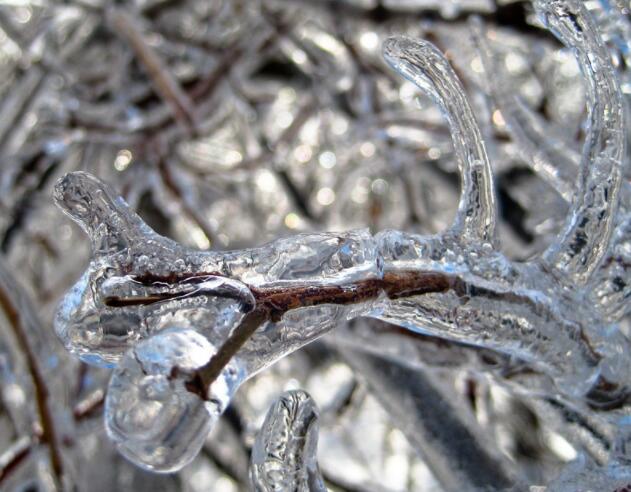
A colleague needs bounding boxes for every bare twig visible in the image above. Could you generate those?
[73,390,105,421]
[108,8,198,133]
[157,157,219,246]
[0,263,64,485]
[0,436,34,484]
[182,270,450,396]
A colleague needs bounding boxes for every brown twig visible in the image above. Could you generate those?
[0,437,33,484]
[185,269,450,398]
[105,268,449,398]
[0,278,64,485]
[186,308,269,397]
[108,8,198,134]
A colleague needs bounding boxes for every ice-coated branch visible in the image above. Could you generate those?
[51,3,631,473]
[52,166,631,472]
[107,8,198,133]
[53,171,168,258]
[250,390,326,492]
[0,259,67,487]
[469,16,579,203]
[537,0,626,284]
[383,37,498,247]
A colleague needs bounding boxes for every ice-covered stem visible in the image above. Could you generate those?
[107,8,198,133]
[188,272,450,396]
[53,168,623,398]
[250,390,326,492]
[187,308,268,397]
[0,259,65,486]
[469,16,578,203]
[383,37,498,246]
[537,0,626,285]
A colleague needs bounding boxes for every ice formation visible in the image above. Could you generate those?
[105,327,245,472]
[250,390,325,491]
[51,0,631,484]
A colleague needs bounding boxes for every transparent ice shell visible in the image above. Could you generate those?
[105,328,245,472]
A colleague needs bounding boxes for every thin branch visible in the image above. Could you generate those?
[0,264,64,485]
[73,390,105,421]
[0,436,33,484]
[157,157,219,247]
[187,308,268,397]
[184,270,450,397]
[108,8,198,134]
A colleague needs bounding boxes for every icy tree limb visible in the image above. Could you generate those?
[383,37,498,247]
[0,259,65,487]
[107,8,198,133]
[537,0,626,285]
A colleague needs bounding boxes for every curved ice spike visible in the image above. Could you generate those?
[469,16,579,203]
[250,390,326,492]
[105,328,246,472]
[52,172,255,366]
[53,171,164,257]
[536,0,626,285]
[383,37,498,247]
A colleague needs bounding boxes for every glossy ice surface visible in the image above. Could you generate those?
[250,390,326,491]
[106,328,245,472]
[50,0,631,486]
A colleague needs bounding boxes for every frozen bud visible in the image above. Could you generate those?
[105,328,245,472]
[250,390,325,491]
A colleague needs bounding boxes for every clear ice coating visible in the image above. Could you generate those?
[536,0,625,285]
[381,36,498,247]
[250,390,326,492]
[52,0,631,475]
[53,173,259,367]
[105,328,245,472]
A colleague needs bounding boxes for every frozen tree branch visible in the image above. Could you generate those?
[50,6,631,472]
